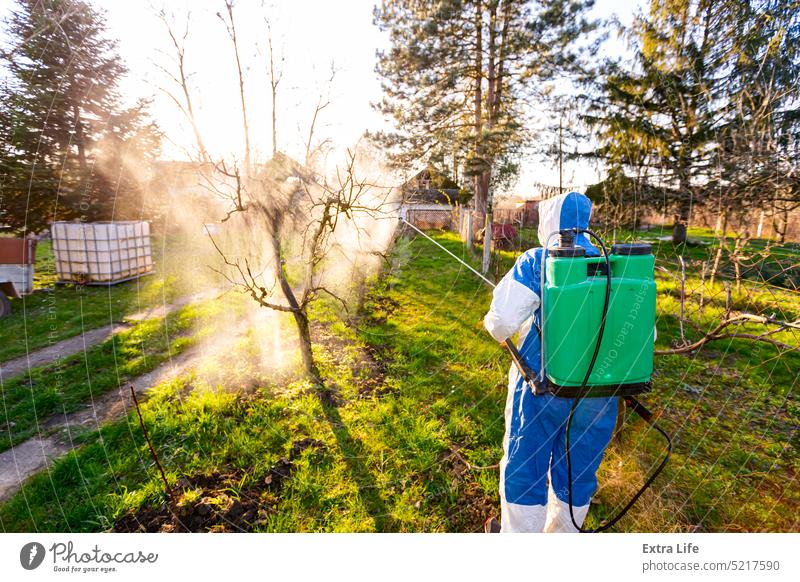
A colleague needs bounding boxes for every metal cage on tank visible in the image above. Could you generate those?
[50,221,154,285]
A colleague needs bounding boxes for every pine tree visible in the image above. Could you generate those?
[0,0,160,234]
[587,0,737,243]
[715,0,800,236]
[588,0,799,244]
[374,0,597,266]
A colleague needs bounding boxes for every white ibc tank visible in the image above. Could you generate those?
[51,221,154,284]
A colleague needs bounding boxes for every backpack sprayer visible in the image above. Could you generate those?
[401,218,672,532]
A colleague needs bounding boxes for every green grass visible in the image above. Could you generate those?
[0,238,225,362]
[0,235,505,532]
[0,231,797,532]
[639,226,799,290]
[0,298,228,453]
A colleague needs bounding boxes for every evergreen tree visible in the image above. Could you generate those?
[714,0,800,238]
[374,0,597,260]
[0,0,160,234]
[588,0,799,243]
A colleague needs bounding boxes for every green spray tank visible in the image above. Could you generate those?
[538,231,657,397]
[536,227,669,533]
[499,225,669,533]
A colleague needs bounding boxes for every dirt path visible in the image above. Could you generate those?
[0,291,215,381]
[0,312,255,504]
[0,325,130,380]
[0,349,194,503]
[0,437,72,504]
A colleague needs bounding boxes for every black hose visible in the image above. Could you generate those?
[564,228,672,533]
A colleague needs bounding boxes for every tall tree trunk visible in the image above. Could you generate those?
[270,226,319,378]
[473,1,484,229]
[482,180,494,274]
[698,260,707,314]
[481,1,497,274]
[271,72,277,158]
[292,308,317,379]
[773,206,788,243]
[733,236,743,296]
[672,159,692,244]
[73,103,87,172]
[267,20,280,157]
[223,1,251,177]
[184,87,210,163]
[672,204,689,244]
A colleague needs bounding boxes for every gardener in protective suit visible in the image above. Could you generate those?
[483,191,618,533]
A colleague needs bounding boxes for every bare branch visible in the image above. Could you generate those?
[156,9,210,162]
[656,313,800,355]
[218,1,251,175]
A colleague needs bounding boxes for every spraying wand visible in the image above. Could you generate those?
[399,219,537,384]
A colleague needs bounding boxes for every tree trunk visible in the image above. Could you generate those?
[224,2,251,176]
[482,179,493,274]
[479,0,498,260]
[178,49,208,162]
[267,21,279,157]
[699,260,707,314]
[672,201,690,244]
[672,173,691,244]
[271,80,277,158]
[558,114,563,192]
[292,308,318,379]
[473,1,484,228]
[73,103,87,172]
[465,210,473,251]
[773,207,788,243]
[672,219,687,245]
[270,227,319,379]
[732,235,749,296]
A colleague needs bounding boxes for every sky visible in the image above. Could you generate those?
[0,0,642,197]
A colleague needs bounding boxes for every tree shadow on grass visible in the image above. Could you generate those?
[315,384,394,531]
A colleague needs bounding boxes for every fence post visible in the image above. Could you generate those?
[466,211,473,250]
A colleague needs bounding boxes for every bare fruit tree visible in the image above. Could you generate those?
[203,149,396,379]
[154,4,398,380]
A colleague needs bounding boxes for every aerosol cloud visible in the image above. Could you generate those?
[142,140,401,386]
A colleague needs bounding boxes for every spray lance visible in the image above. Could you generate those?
[400,218,672,532]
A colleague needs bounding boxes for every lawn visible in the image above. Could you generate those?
[0,297,229,453]
[0,236,225,362]
[0,230,797,532]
